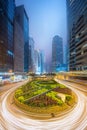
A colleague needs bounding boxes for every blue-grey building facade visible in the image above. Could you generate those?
[66,0,87,71]
[15,5,29,72]
[14,19,24,72]
[0,0,15,72]
[52,35,63,72]
[40,50,44,74]
[29,37,35,72]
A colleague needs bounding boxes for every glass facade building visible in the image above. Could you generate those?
[40,50,44,74]
[66,0,87,71]
[0,0,15,72]
[29,37,35,72]
[37,50,45,74]
[34,50,39,73]
[14,19,24,72]
[52,35,63,72]
[15,5,29,72]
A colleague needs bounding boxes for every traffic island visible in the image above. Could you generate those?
[14,79,77,119]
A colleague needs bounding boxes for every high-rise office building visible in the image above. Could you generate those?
[14,19,24,72]
[40,50,45,74]
[29,37,35,72]
[66,0,87,71]
[15,5,29,72]
[34,50,39,73]
[0,0,15,72]
[52,35,63,72]
[34,50,45,74]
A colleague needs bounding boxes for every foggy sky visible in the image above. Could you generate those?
[16,0,67,63]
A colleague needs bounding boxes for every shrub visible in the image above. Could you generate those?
[59,84,66,88]
[57,99,63,106]
[18,96,25,103]
[39,103,45,107]
[15,88,23,98]
[34,88,47,95]
[66,95,72,101]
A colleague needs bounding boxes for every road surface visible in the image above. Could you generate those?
[0,79,87,130]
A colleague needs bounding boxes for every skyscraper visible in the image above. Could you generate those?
[15,5,29,72]
[34,50,39,73]
[29,37,35,72]
[34,50,45,74]
[40,50,45,74]
[14,19,24,72]
[52,35,63,72]
[66,0,87,71]
[0,0,15,72]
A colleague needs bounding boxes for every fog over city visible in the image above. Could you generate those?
[0,0,87,130]
[16,0,67,63]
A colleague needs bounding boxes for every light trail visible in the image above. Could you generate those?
[0,80,87,130]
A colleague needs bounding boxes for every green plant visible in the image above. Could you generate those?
[15,88,23,98]
[18,96,25,103]
[66,95,72,101]
[57,99,63,106]
[59,84,66,88]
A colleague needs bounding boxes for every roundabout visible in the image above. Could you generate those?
[14,79,76,118]
[0,79,87,130]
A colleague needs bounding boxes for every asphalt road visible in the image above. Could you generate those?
[0,79,87,130]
